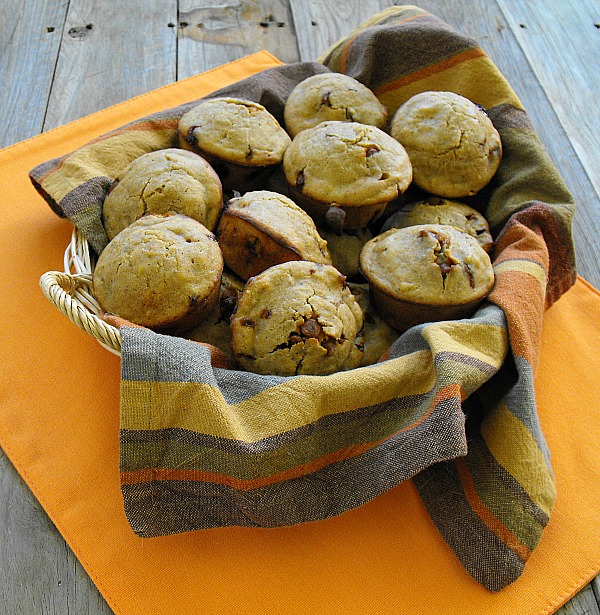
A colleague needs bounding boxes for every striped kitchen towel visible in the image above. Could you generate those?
[30,6,576,591]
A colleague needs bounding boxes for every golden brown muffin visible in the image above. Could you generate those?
[230,261,364,376]
[283,121,412,232]
[390,91,502,198]
[284,72,387,137]
[317,227,373,278]
[217,190,332,280]
[102,148,223,240]
[180,268,246,361]
[347,283,398,366]
[178,97,291,193]
[93,214,223,333]
[380,196,494,253]
[360,224,495,331]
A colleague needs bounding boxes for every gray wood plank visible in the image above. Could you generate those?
[177,0,300,80]
[43,0,177,130]
[0,449,114,615]
[496,0,600,199]
[0,0,68,147]
[556,581,600,615]
[289,0,394,61]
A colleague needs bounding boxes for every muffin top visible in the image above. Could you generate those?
[93,214,223,331]
[380,196,494,252]
[218,190,331,278]
[283,121,412,206]
[390,91,502,198]
[178,97,291,167]
[230,261,364,376]
[360,224,495,306]
[102,148,223,240]
[284,73,387,137]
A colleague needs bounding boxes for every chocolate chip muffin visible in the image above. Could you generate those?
[230,261,364,376]
[93,214,223,333]
[283,121,412,231]
[347,283,398,366]
[284,72,387,137]
[102,148,223,240]
[181,268,245,361]
[360,224,495,331]
[178,97,291,193]
[217,190,332,280]
[317,227,373,278]
[390,91,502,198]
[380,196,494,253]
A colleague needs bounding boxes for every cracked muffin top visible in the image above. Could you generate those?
[102,148,223,240]
[360,224,494,306]
[178,97,291,167]
[390,91,502,198]
[283,121,412,206]
[93,213,223,332]
[230,261,364,376]
[380,196,494,253]
[284,72,387,137]
[217,190,332,280]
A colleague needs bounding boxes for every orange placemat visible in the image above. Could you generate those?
[0,51,599,615]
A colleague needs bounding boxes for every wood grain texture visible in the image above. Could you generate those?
[0,0,68,147]
[178,0,300,79]
[0,2,598,614]
[0,450,113,614]
[289,0,394,61]
[44,0,177,130]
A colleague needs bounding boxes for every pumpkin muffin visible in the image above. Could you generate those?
[360,224,495,331]
[347,283,398,366]
[283,121,412,232]
[102,148,223,240]
[380,196,494,253]
[217,190,332,280]
[178,97,291,193]
[230,261,364,376]
[181,269,245,361]
[390,91,502,198]
[93,214,223,333]
[284,72,387,137]
[318,226,373,278]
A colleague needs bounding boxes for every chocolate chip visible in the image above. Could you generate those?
[321,92,332,107]
[241,317,255,327]
[300,318,322,338]
[322,339,336,357]
[296,170,305,189]
[260,308,272,319]
[365,145,380,157]
[185,126,199,147]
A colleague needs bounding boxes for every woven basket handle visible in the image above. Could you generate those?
[39,271,122,355]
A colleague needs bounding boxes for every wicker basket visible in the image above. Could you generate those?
[39,227,121,356]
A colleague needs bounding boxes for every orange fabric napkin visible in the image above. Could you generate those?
[1,51,599,614]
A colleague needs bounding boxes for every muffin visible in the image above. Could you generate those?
[284,72,387,137]
[380,196,494,253]
[93,214,223,333]
[360,224,495,331]
[347,283,398,366]
[390,91,502,198]
[181,269,245,361]
[217,190,332,280]
[230,261,364,376]
[283,121,412,232]
[318,227,373,278]
[102,148,223,240]
[178,97,291,193]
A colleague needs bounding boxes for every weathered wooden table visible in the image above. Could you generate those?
[1,1,599,612]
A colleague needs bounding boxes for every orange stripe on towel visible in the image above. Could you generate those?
[121,384,463,490]
[456,457,531,562]
[373,47,486,96]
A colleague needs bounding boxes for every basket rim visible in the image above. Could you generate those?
[39,227,121,355]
